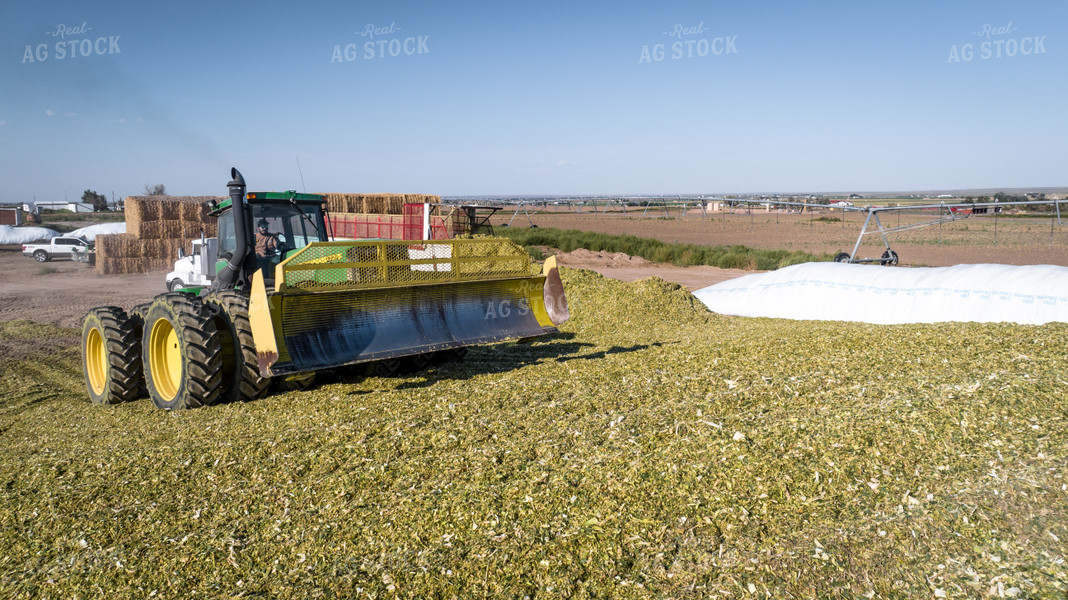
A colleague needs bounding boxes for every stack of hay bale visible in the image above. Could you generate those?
[324,193,439,214]
[324,193,443,240]
[96,196,222,275]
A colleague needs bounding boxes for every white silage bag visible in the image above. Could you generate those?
[694,262,1068,325]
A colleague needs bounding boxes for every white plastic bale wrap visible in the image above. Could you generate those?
[693,262,1068,325]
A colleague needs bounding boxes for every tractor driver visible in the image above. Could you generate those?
[255,218,279,258]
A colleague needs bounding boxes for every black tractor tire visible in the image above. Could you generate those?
[81,306,143,405]
[365,358,402,378]
[33,250,49,263]
[141,293,223,410]
[833,252,851,263]
[399,352,435,374]
[203,291,269,404]
[168,278,185,293]
[431,347,468,365]
[880,249,899,267]
[128,303,151,398]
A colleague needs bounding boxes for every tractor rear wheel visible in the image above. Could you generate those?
[142,293,223,410]
[81,306,142,405]
[203,291,269,403]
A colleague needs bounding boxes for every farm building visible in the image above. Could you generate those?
[34,201,95,212]
[0,206,24,226]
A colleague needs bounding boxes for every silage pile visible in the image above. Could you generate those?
[94,196,221,274]
[0,268,1065,598]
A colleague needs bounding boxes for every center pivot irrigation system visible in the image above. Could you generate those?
[816,199,1064,266]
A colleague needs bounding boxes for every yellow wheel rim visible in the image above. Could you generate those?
[149,317,182,402]
[85,326,107,396]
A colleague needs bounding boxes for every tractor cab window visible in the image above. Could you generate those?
[216,200,326,279]
[251,204,323,251]
[251,202,326,276]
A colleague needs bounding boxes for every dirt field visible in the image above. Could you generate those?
[492,209,1068,267]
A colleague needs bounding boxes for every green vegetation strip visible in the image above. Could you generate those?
[1,271,1066,598]
[496,226,830,270]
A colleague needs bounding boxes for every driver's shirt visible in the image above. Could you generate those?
[256,232,278,257]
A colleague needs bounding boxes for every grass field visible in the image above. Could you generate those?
[38,210,125,233]
[0,269,1065,598]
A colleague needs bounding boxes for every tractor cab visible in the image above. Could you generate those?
[212,191,330,284]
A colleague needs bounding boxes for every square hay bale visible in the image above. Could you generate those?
[121,258,145,274]
[180,199,205,222]
[164,239,186,258]
[181,222,206,239]
[98,256,119,275]
[94,233,119,261]
[137,221,162,240]
[158,199,181,221]
[159,220,183,240]
[325,194,355,214]
[124,197,158,234]
[363,194,394,215]
[122,234,142,256]
[178,196,224,224]
[94,233,136,273]
[138,239,169,260]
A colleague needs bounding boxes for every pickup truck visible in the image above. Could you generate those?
[22,236,93,262]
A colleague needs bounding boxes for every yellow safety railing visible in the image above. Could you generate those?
[274,238,540,293]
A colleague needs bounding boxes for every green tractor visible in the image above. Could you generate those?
[81,168,569,409]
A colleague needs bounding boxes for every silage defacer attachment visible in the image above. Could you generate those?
[248,238,569,377]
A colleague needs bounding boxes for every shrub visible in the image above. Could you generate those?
[496,227,829,270]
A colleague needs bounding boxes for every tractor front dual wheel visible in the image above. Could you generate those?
[142,294,223,410]
[81,306,143,405]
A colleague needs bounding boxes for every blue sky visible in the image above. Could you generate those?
[1,0,1065,202]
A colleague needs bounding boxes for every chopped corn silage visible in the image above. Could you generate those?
[0,269,1065,598]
